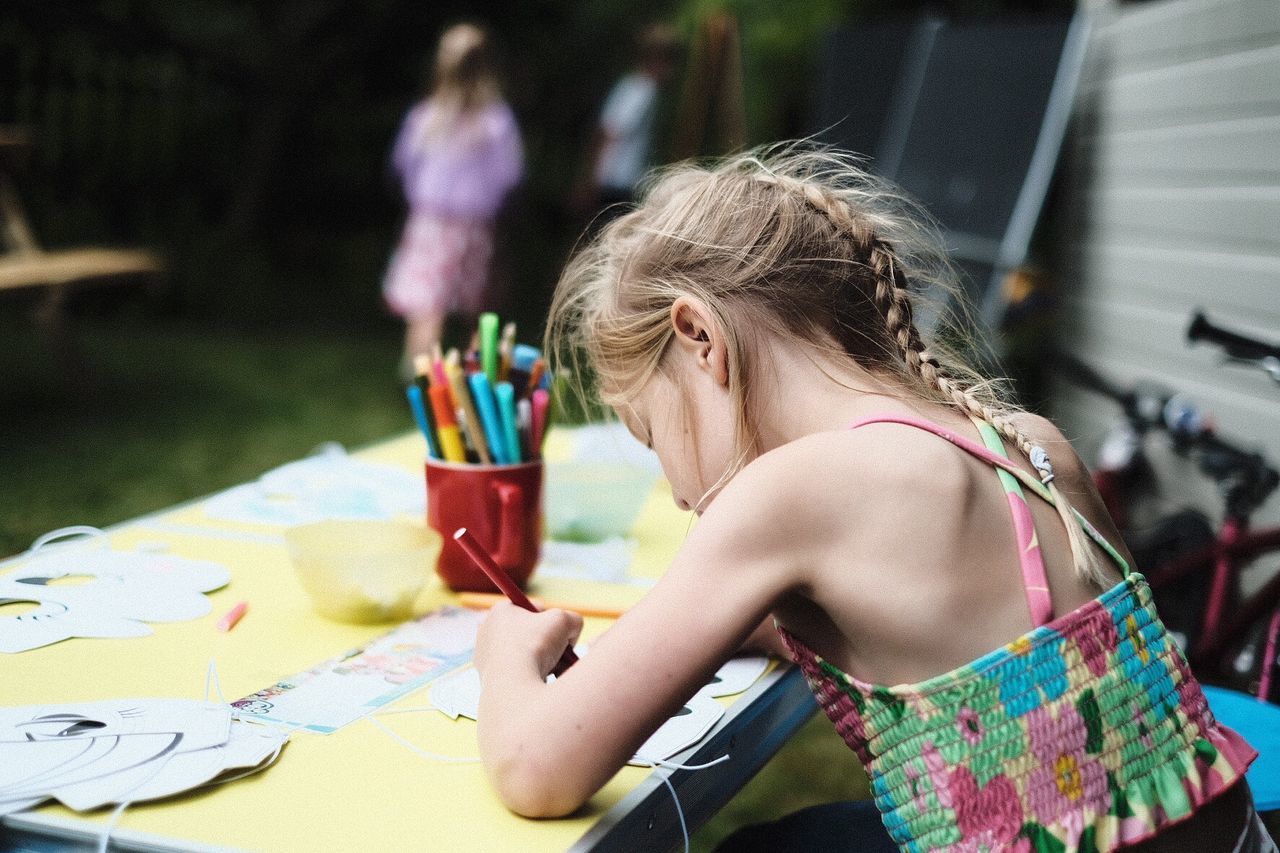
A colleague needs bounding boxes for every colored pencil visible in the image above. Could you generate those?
[216,600,249,632]
[446,354,491,464]
[429,384,467,463]
[452,528,578,675]
[457,591,625,620]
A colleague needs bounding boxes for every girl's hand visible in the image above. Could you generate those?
[475,602,584,680]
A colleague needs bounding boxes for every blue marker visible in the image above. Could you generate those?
[494,381,522,464]
[512,343,541,372]
[468,372,508,465]
[406,384,440,459]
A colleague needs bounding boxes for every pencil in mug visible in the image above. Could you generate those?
[452,527,578,676]
[499,321,517,381]
[406,383,440,459]
[516,398,532,462]
[445,351,491,464]
[530,388,550,459]
[428,384,467,463]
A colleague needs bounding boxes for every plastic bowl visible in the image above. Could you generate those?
[545,462,657,542]
[286,520,441,623]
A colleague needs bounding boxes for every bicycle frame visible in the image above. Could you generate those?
[1144,517,1280,679]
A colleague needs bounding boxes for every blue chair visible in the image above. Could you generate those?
[1203,684,1280,811]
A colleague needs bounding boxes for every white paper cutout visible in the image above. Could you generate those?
[631,695,724,766]
[426,649,763,765]
[233,607,484,734]
[202,444,425,527]
[0,530,230,654]
[0,699,287,816]
[429,666,481,721]
[697,655,769,699]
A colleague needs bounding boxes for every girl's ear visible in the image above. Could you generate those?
[670,296,728,387]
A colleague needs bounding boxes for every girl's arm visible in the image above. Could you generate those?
[473,451,815,817]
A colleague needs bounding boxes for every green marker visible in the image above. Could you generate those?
[479,312,500,384]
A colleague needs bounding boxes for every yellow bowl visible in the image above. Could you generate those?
[285,520,441,623]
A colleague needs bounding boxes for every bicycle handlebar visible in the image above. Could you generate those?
[1053,350,1279,514]
[1188,311,1280,365]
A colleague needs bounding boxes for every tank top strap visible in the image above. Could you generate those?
[847,414,1132,617]
[970,418,1055,626]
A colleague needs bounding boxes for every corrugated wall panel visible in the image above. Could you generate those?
[1051,0,1280,542]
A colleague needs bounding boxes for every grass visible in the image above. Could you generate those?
[0,307,871,846]
[0,310,409,556]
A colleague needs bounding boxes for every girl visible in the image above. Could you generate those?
[473,148,1270,851]
[383,23,522,365]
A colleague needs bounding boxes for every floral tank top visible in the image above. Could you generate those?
[776,415,1257,852]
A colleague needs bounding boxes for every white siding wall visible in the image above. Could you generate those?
[1052,0,1280,583]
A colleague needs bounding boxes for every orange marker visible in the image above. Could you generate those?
[526,359,546,397]
[216,600,248,632]
[428,384,466,463]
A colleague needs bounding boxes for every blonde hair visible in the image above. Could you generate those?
[424,23,501,139]
[546,145,1109,586]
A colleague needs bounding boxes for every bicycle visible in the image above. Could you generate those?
[1053,311,1280,702]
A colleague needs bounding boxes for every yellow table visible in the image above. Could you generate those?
[0,430,814,852]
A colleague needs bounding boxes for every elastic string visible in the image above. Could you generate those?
[630,753,730,853]
[367,715,481,764]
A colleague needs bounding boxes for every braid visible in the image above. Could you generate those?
[772,171,1112,588]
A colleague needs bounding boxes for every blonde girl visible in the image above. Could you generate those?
[473,148,1267,851]
[383,22,522,364]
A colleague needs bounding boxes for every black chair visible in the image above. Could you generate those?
[812,17,941,169]
[811,15,1090,336]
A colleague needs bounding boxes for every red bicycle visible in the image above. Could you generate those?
[1054,312,1280,701]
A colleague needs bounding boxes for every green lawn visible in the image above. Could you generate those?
[0,311,409,556]
[0,309,869,847]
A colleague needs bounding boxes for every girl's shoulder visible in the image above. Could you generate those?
[716,427,969,540]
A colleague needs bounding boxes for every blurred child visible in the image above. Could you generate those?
[383,23,522,366]
[473,148,1270,851]
[573,23,681,224]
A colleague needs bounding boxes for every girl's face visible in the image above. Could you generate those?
[619,359,738,515]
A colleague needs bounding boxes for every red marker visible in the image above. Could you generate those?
[452,528,578,676]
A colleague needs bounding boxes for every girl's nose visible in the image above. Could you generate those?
[675,497,691,512]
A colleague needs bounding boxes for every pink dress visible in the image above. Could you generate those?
[382,99,523,320]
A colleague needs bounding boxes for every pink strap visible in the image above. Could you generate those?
[849,414,1054,626]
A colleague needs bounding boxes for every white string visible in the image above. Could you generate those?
[96,752,176,853]
[629,753,730,853]
[205,658,227,704]
[659,774,689,853]
[637,754,730,772]
[367,715,481,764]
[370,706,438,716]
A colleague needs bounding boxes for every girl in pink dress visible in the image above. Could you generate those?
[383,23,523,364]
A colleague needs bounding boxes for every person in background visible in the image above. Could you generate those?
[383,22,523,368]
[573,23,682,226]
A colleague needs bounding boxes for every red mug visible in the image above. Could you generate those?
[426,459,544,592]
